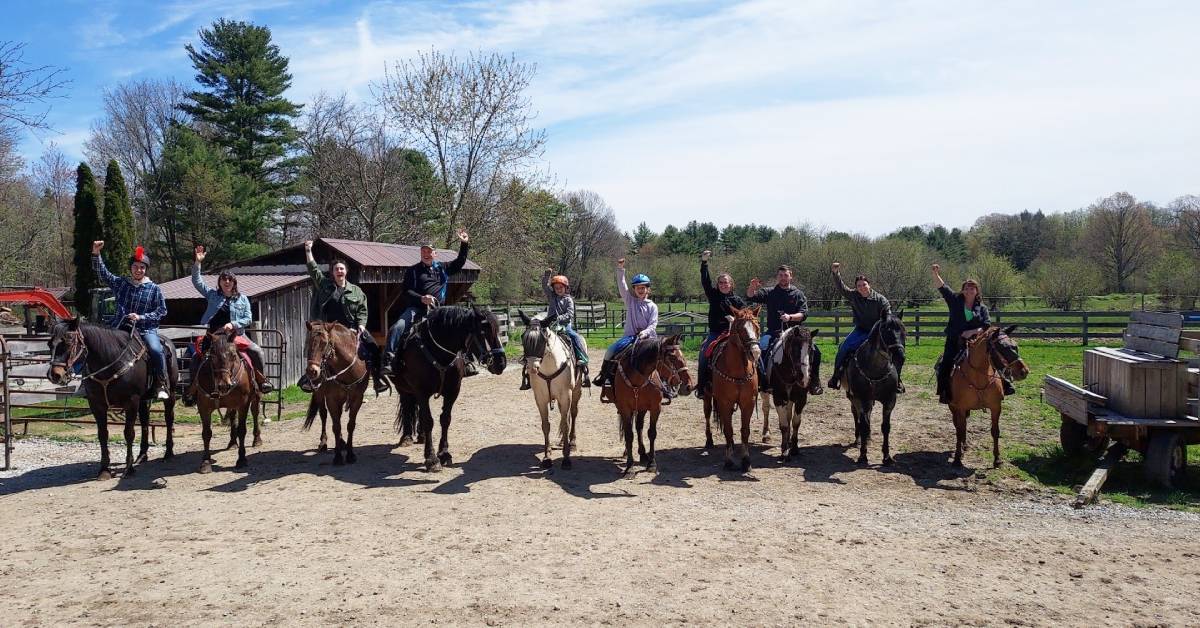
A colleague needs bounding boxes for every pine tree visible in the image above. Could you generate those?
[72,163,104,318]
[101,160,135,271]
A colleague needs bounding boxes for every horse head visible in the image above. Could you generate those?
[519,311,548,368]
[207,330,243,397]
[470,306,507,375]
[46,317,83,385]
[784,327,817,389]
[727,305,762,365]
[303,320,341,384]
[656,334,693,397]
[989,324,1028,381]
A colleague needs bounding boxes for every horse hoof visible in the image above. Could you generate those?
[646,461,657,472]
[723,459,736,471]
[252,437,263,447]
[333,457,345,466]
[704,440,713,450]
[199,462,212,474]
[761,434,770,444]
[317,443,328,453]
[882,457,894,467]
[438,452,452,466]
[163,449,174,460]
[740,457,751,472]
[952,460,964,469]
[124,467,136,477]
[425,459,441,473]
[856,456,868,466]
[562,458,573,470]
[540,458,553,469]
[96,468,113,481]
[993,459,1003,469]
[225,441,236,451]
[415,434,426,444]
[639,453,648,464]
[346,451,357,464]
[235,458,247,470]
[622,467,637,479]
[398,436,413,447]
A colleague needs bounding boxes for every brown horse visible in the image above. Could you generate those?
[303,321,369,466]
[611,334,692,476]
[764,325,819,462]
[947,325,1029,468]
[192,331,261,473]
[702,306,762,471]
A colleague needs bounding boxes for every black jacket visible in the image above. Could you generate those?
[701,261,747,335]
[746,283,808,337]
[939,284,990,336]
[401,242,469,309]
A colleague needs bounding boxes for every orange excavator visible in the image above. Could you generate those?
[0,288,73,334]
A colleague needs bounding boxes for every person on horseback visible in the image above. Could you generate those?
[182,245,274,406]
[827,262,905,392]
[519,269,590,391]
[302,240,389,394]
[383,229,471,376]
[695,250,748,398]
[592,259,672,398]
[90,240,170,401]
[931,263,1013,403]
[746,264,823,395]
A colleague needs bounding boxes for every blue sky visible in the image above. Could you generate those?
[4,1,1199,234]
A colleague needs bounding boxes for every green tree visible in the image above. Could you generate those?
[71,163,103,318]
[152,126,236,273]
[1031,257,1102,310]
[965,252,1023,309]
[630,222,656,255]
[100,160,134,270]
[181,19,300,189]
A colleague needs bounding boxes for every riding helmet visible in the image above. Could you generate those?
[550,274,570,289]
[631,273,652,286]
[129,245,150,267]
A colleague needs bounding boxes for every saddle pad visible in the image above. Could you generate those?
[704,332,731,359]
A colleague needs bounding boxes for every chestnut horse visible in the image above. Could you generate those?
[611,335,692,476]
[947,325,1028,468]
[702,306,762,471]
[303,321,368,466]
[192,331,261,472]
[764,325,819,462]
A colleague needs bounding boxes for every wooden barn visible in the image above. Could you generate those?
[156,238,481,384]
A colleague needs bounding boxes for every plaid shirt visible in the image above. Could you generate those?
[92,255,167,331]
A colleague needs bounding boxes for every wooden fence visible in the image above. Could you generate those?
[484,303,1200,346]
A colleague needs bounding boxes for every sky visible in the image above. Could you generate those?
[3,0,1199,235]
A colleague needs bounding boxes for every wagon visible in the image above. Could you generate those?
[1042,311,1200,505]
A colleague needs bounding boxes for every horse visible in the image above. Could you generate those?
[303,321,369,466]
[840,313,905,466]
[763,325,820,462]
[518,311,585,470]
[192,330,261,473]
[701,306,762,471]
[947,325,1029,468]
[610,334,692,476]
[390,306,506,472]
[46,319,178,479]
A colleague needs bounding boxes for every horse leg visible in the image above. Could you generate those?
[92,403,112,480]
[420,400,439,472]
[199,405,213,473]
[646,409,659,472]
[759,391,771,443]
[251,397,262,447]
[720,401,736,471]
[346,393,363,465]
[437,377,460,467]
[397,394,415,447]
[854,400,870,465]
[881,398,895,466]
[560,389,574,470]
[990,405,1002,468]
[226,407,238,450]
[330,401,346,466]
[739,397,754,472]
[635,411,648,464]
[776,400,793,461]
[235,405,248,469]
[539,396,552,469]
[621,411,636,477]
[703,394,714,450]
[791,396,805,455]
[163,394,176,459]
[951,408,966,468]
[123,405,136,477]
[136,401,150,464]
[316,399,329,453]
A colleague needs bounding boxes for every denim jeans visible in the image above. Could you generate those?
[386,306,422,355]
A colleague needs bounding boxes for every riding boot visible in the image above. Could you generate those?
[382,351,395,376]
[298,374,314,393]
[695,365,709,399]
[371,352,390,395]
[593,359,616,388]
[182,359,200,406]
[580,363,591,388]
[808,348,824,395]
[1002,377,1015,396]
[519,368,531,391]
[255,370,275,395]
[827,363,843,390]
[463,360,479,377]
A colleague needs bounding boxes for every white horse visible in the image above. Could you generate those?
[518,311,585,469]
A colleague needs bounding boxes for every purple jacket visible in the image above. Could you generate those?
[617,267,658,338]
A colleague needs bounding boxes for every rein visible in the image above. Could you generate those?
[195,337,247,401]
[851,324,901,387]
[309,328,367,391]
[52,325,148,409]
[616,340,686,406]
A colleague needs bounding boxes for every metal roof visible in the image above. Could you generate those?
[158,274,309,300]
[321,238,482,271]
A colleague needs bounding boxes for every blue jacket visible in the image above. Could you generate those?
[192,264,253,331]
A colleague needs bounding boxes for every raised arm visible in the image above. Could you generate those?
[932,263,955,305]
[90,241,121,289]
[446,230,470,275]
[745,276,767,303]
[304,241,326,288]
[831,262,854,296]
[542,269,555,301]
[616,259,629,301]
[700,251,717,300]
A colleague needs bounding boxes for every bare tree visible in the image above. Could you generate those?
[1170,194,1200,257]
[30,143,74,285]
[0,41,67,133]
[374,50,546,249]
[1084,192,1159,292]
[0,138,55,284]
[548,190,623,296]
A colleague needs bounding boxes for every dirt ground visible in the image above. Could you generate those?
[2,351,1199,627]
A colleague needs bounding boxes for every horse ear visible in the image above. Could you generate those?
[894,308,904,321]
[667,334,682,345]
[725,314,734,324]
[751,305,761,318]
[1004,324,1017,335]
[518,310,530,326]
[306,320,319,331]
[811,329,820,337]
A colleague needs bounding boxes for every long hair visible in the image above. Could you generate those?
[218,271,240,298]
[959,279,982,308]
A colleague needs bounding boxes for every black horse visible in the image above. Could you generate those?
[389,306,506,472]
[46,319,178,479]
[841,312,905,466]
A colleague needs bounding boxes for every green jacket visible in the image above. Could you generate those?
[308,259,369,328]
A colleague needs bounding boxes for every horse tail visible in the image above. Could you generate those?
[302,395,321,431]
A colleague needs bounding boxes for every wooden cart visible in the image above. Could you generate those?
[1042,311,1199,505]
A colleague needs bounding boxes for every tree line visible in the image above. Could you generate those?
[1,23,1199,313]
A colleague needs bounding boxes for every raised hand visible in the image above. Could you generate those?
[92,240,105,255]
[457,229,469,243]
[617,258,626,269]
[932,263,941,273]
[832,262,841,273]
[304,240,313,252]
[700,250,712,261]
[195,245,206,263]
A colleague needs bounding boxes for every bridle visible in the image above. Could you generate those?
[712,318,757,385]
[524,324,571,385]
[852,320,902,386]
[195,334,246,400]
[772,328,812,389]
[307,326,367,390]
[49,323,148,409]
[617,339,689,405]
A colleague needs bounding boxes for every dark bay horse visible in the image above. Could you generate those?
[947,325,1028,468]
[611,335,692,476]
[193,331,261,472]
[46,319,178,479]
[765,325,820,462]
[303,321,368,466]
[390,306,506,472]
[702,306,761,471]
[840,313,905,466]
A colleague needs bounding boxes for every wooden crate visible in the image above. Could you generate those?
[1043,375,1107,424]
[1084,347,1188,419]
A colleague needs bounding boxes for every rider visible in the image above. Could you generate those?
[183,245,274,406]
[931,263,1012,403]
[302,240,389,394]
[746,265,823,395]
[591,259,672,398]
[383,230,471,376]
[519,269,590,391]
[90,240,170,401]
[827,262,904,392]
[696,250,747,398]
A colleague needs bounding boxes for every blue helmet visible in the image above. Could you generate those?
[631,273,652,286]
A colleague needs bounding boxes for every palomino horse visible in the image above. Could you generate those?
[303,321,368,466]
[46,319,178,479]
[840,313,905,466]
[192,331,261,472]
[390,306,506,472]
[610,335,692,476]
[763,325,820,462]
[947,325,1028,468]
[519,311,585,470]
[702,306,762,471]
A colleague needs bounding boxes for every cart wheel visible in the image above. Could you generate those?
[1059,415,1087,454]
[1144,430,1187,488]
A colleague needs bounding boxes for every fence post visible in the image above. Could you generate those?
[914,305,920,346]
[1081,311,1089,346]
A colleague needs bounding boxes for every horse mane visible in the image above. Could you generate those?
[772,325,810,366]
[630,337,661,372]
[71,320,137,360]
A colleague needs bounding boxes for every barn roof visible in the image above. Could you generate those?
[158,274,308,301]
[321,238,482,272]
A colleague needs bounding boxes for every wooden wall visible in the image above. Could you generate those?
[256,283,313,385]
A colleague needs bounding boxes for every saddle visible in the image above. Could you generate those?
[192,334,254,370]
[704,331,730,360]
